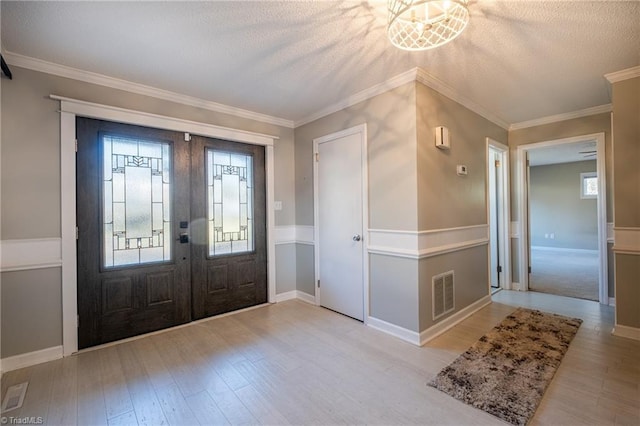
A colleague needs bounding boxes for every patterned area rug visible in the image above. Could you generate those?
[428,308,582,425]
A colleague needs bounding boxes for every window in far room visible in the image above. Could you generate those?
[580,172,598,199]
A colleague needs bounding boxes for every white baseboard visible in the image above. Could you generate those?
[366,317,421,346]
[275,290,297,302]
[612,324,640,341]
[275,290,316,305]
[609,297,616,307]
[420,295,492,345]
[1,345,63,374]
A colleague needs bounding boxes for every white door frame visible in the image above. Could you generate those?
[313,124,369,323]
[515,132,608,304]
[54,95,277,356]
[486,138,511,291]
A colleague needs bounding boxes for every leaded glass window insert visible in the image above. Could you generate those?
[103,135,172,267]
[207,150,254,256]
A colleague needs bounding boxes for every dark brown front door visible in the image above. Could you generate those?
[76,118,267,349]
[190,136,267,319]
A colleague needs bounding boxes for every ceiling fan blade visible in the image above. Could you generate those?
[579,150,597,154]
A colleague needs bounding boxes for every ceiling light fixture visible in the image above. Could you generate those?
[387,0,470,51]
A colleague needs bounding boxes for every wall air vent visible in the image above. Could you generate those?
[432,271,455,320]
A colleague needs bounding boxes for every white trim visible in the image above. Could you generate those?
[0,346,63,374]
[367,225,489,259]
[313,124,369,321]
[296,68,509,130]
[274,225,316,245]
[274,290,317,305]
[366,317,421,346]
[0,238,62,272]
[274,226,297,245]
[5,51,294,128]
[510,221,520,238]
[296,291,317,305]
[415,69,509,130]
[509,104,612,131]
[55,97,278,357]
[612,324,640,341]
[604,66,640,84]
[295,225,315,245]
[266,146,277,304]
[52,95,277,146]
[511,282,525,291]
[531,246,599,254]
[608,297,616,307]
[274,290,297,303]
[607,222,614,243]
[515,132,609,304]
[612,227,640,254]
[420,295,492,345]
[486,138,511,291]
[60,111,78,357]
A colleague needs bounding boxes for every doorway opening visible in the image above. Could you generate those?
[56,95,277,355]
[515,133,608,304]
[486,138,510,293]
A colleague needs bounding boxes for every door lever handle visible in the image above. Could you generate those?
[178,233,189,244]
[352,234,361,242]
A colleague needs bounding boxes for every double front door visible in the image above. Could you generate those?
[76,118,267,349]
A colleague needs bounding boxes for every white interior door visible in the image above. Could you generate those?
[315,129,365,321]
[488,149,500,288]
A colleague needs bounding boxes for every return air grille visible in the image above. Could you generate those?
[1,382,28,413]
[432,271,455,320]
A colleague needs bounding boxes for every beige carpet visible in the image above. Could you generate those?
[428,308,582,426]
[529,247,598,301]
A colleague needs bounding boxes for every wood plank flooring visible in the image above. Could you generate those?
[1,290,638,425]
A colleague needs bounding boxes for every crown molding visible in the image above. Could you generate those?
[414,68,510,130]
[295,68,419,127]
[3,51,295,129]
[296,67,509,130]
[509,104,613,131]
[604,65,640,84]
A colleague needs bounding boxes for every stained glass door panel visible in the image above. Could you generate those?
[77,119,191,349]
[103,135,172,267]
[207,150,254,256]
[191,137,267,320]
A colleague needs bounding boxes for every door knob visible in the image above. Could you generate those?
[352,234,361,242]
[178,233,189,244]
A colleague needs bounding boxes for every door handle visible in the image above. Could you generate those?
[178,233,189,244]
[352,234,361,242]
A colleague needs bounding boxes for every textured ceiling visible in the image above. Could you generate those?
[2,1,639,127]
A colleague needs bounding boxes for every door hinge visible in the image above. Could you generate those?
[184,132,192,142]
[75,139,78,152]
[528,266,532,274]
[76,226,79,240]
[77,315,80,328]
[315,152,319,162]
[317,279,320,288]
[497,265,502,273]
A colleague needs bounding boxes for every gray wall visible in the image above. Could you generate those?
[294,80,507,334]
[529,161,598,250]
[611,76,640,329]
[1,66,296,358]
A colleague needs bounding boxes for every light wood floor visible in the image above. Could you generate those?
[1,290,638,425]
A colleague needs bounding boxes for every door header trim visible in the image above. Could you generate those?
[51,95,278,146]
